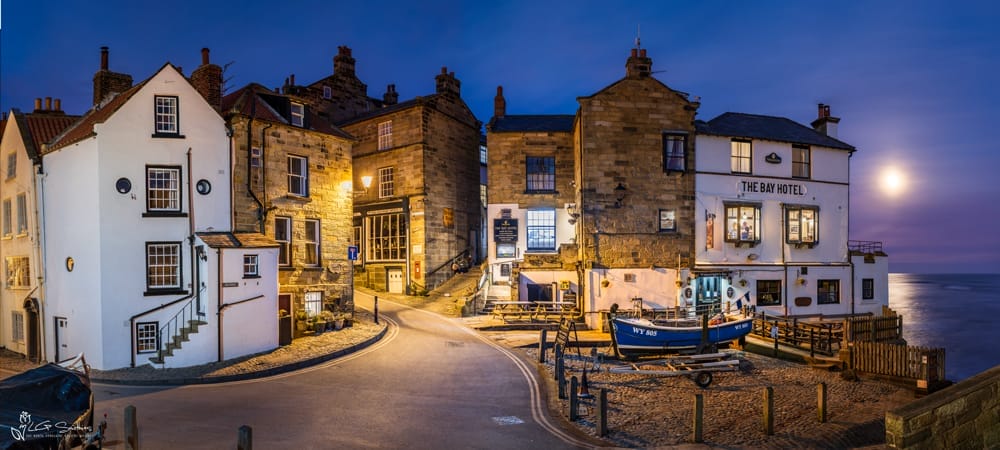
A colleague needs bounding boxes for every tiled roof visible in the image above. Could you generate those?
[196,231,280,248]
[47,79,148,152]
[0,118,6,142]
[13,113,82,160]
[696,112,855,151]
[488,115,576,132]
[223,84,354,140]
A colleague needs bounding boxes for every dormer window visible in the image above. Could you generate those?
[153,96,181,137]
[290,102,304,127]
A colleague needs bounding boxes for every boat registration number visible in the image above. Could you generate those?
[631,327,657,337]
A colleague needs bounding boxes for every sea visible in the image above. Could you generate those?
[889,273,1000,382]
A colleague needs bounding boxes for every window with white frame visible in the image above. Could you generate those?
[5,256,30,289]
[725,203,761,245]
[147,166,181,212]
[786,206,818,245]
[154,96,179,135]
[146,242,181,290]
[480,144,487,164]
[1,199,9,237]
[6,153,15,179]
[322,85,332,99]
[304,219,320,266]
[792,145,811,179]
[11,311,25,342]
[378,121,393,150]
[862,278,874,300]
[663,133,687,172]
[275,217,291,266]
[15,194,27,234]
[243,254,259,278]
[525,156,555,192]
[378,166,394,198]
[136,322,159,353]
[304,291,323,317]
[526,209,556,251]
[290,102,304,127]
[817,279,840,304]
[366,213,407,262]
[731,139,752,174]
[288,155,308,196]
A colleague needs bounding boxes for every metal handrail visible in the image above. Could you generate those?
[156,299,199,362]
[848,240,884,254]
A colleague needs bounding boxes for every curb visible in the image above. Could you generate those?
[91,325,389,386]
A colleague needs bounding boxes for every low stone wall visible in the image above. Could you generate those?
[885,364,1000,449]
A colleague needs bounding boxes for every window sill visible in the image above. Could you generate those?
[143,289,189,297]
[151,133,186,139]
[727,241,760,248]
[525,250,557,254]
[524,190,559,195]
[243,275,261,279]
[143,211,188,218]
[283,194,311,202]
[301,266,324,271]
[279,266,295,271]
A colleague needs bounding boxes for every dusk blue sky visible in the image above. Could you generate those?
[2,1,998,273]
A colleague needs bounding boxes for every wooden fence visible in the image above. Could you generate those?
[850,341,946,387]
[843,314,903,343]
[751,313,843,356]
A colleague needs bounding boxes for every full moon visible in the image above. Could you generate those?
[881,167,906,196]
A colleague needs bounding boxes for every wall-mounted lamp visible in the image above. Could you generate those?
[614,182,628,208]
[357,175,373,197]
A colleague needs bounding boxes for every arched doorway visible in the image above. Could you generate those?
[23,297,41,362]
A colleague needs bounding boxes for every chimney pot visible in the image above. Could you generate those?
[441,66,448,74]
[45,97,52,110]
[640,49,647,57]
[54,99,62,111]
[34,98,42,111]
[494,85,506,118]
[631,48,638,57]
[100,46,109,71]
[201,48,210,65]
[290,74,295,86]
[817,103,826,118]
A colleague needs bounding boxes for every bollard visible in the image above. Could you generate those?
[772,321,779,357]
[810,328,815,358]
[597,389,609,437]
[554,344,563,380]
[557,356,566,399]
[692,394,704,443]
[538,329,548,363]
[818,382,827,423]
[237,425,252,450]
[124,405,138,450]
[374,296,379,324]
[569,376,579,421]
[763,386,774,436]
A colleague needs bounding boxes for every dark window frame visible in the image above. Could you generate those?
[525,156,555,193]
[152,95,183,138]
[817,279,840,304]
[287,155,309,197]
[663,133,687,173]
[658,208,676,232]
[144,165,185,216]
[724,202,762,247]
[731,139,752,174]
[785,205,819,247]
[145,241,183,294]
[275,216,292,267]
[136,321,160,354]
[756,280,782,306]
[243,254,260,278]
[792,145,811,179]
[862,278,874,300]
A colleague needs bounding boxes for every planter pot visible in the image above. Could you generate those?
[314,321,326,334]
[334,319,345,330]
[296,320,309,332]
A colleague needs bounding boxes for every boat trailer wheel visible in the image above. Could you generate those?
[692,371,713,388]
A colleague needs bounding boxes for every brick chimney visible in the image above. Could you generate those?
[435,66,461,96]
[494,86,506,118]
[191,48,223,112]
[625,48,653,79]
[334,46,356,77]
[383,84,399,105]
[92,46,133,106]
[810,103,840,138]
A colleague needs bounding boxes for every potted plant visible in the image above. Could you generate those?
[295,311,309,332]
[320,310,336,331]
[312,314,326,335]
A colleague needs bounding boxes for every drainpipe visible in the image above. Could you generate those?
[33,167,48,362]
[259,122,273,233]
[187,148,202,315]
[216,248,224,361]
[245,102,264,233]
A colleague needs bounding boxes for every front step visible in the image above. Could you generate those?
[149,319,207,365]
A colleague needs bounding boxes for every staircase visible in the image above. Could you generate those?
[481,284,511,316]
[149,300,207,365]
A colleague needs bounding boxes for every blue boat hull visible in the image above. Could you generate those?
[611,316,753,354]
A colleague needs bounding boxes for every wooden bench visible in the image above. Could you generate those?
[530,301,578,321]
[491,301,535,322]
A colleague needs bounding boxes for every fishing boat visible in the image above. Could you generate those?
[610,314,754,356]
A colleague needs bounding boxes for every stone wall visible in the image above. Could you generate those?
[885,364,1000,449]
[486,129,575,209]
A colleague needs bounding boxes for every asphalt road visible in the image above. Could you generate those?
[92,293,595,449]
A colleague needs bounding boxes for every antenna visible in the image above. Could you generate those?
[635,24,641,49]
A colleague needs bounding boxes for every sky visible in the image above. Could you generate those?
[2,1,998,274]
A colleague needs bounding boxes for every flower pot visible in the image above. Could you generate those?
[334,319,345,330]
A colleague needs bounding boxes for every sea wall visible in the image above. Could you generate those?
[885,364,1000,449]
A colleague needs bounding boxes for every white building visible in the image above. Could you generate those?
[42,60,278,369]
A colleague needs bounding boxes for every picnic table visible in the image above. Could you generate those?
[530,301,578,321]
[491,301,535,321]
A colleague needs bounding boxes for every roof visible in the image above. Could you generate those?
[196,232,280,248]
[336,95,433,126]
[696,112,855,151]
[222,84,354,140]
[11,112,81,160]
[0,118,6,142]
[47,78,150,152]
[488,115,576,132]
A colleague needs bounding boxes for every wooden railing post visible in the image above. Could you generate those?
[692,393,704,443]
[597,389,609,437]
[538,329,547,363]
[569,376,579,420]
[763,387,774,435]
[817,382,827,423]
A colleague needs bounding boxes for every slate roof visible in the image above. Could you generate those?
[222,84,353,140]
[197,231,280,248]
[696,112,855,151]
[11,112,82,160]
[336,95,430,126]
[488,115,576,132]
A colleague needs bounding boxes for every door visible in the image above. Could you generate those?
[387,268,404,294]
[54,317,68,363]
[696,276,723,315]
[23,298,40,362]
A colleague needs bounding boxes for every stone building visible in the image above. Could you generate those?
[289,47,482,294]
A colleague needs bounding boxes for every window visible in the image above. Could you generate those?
[786,206,818,246]
[275,217,291,266]
[304,291,323,317]
[288,155,308,196]
[658,209,676,232]
[147,167,181,212]
[366,213,407,261]
[5,256,30,289]
[378,166,394,198]
[250,147,262,168]
[378,120,393,150]
[290,102,304,127]
[792,145,811,179]
[353,225,363,260]
[322,85,332,99]
[244,254,259,278]
[136,322,159,353]
[725,203,761,245]
[663,133,686,172]
[1,199,9,236]
[480,144,488,164]
[526,209,556,251]
[146,243,181,290]
[731,139,752,174]
[304,219,320,267]
[154,96,179,135]
[6,153,15,179]
[862,278,874,300]
[526,156,555,192]
[757,280,782,306]
[480,184,487,208]
[817,280,840,304]
[15,194,27,234]
[11,311,25,342]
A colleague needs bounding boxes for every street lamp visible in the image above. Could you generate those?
[359,175,373,196]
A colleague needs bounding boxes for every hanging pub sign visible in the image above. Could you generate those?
[443,207,454,228]
[705,211,715,250]
[494,218,518,243]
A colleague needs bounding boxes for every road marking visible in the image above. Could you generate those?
[492,416,525,426]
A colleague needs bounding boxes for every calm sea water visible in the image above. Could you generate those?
[889,273,1000,381]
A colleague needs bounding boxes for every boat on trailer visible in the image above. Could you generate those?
[610,314,754,357]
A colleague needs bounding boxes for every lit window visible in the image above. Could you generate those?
[154,96,179,134]
[5,256,30,289]
[792,145,810,179]
[731,139,752,174]
[756,280,782,306]
[290,102,304,127]
[250,147,262,168]
[15,194,27,234]
[526,209,556,251]
[147,167,181,212]
[323,86,332,99]
[378,121,393,150]
[304,219,320,267]
[663,133,686,172]
[862,278,874,300]
[244,254,259,277]
[526,156,555,192]
[658,209,676,232]
[6,153,15,179]
[480,144,487,164]
[288,155,308,196]
[353,226,363,263]
[146,242,181,290]
[366,213,407,262]
[1,199,9,236]
[725,203,761,245]
[378,166,394,198]
[304,291,323,317]
[786,206,818,246]
[136,322,159,353]
[480,184,487,208]
[817,280,840,304]
[275,217,291,266]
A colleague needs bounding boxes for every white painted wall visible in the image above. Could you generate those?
[852,253,889,315]
[217,245,278,361]
[486,202,576,283]
[581,268,680,329]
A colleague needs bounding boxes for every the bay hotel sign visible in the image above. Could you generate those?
[738,178,808,196]
[494,218,518,258]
